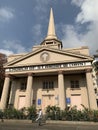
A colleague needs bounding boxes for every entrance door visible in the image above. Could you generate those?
[71,94,82,110]
[42,95,54,111]
[18,96,26,109]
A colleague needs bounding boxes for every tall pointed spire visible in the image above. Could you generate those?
[40,8,62,49]
[45,8,57,40]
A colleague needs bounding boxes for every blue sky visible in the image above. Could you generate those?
[0,0,98,56]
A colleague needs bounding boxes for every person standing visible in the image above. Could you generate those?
[36,109,43,126]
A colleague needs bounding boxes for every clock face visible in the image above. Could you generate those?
[40,52,49,62]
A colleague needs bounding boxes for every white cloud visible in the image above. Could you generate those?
[82,23,98,54]
[0,7,14,22]
[61,25,83,48]
[60,0,98,55]
[71,0,84,7]
[76,0,98,23]
[0,49,13,56]
[2,40,27,54]
[74,0,98,54]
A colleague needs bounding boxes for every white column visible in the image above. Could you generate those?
[86,69,97,110]
[0,75,10,110]
[9,80,16,106]
[25,73,33,108]
[58,71,66,110]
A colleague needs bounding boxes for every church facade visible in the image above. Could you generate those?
[0,9,97,111]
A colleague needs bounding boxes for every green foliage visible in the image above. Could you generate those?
[1,105,98,122]
[27,106,37,119]
[45,105,98,122]
[2,106,37,119]
[4,108,24,119]
[93,110,98,122]
[0,109,3,118]
[45,105,61,120]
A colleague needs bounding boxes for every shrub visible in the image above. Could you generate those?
[93,110,98,122]
[2,105,98,122]
[45,105,61,120]
[0,109,3,118]
[4,108,24,119]
[3,106,37,119]
[27,106,37,119]
[45,105,98,122]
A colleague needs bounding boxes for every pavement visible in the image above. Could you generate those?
[0,119,98,130]
[1,119,98,125]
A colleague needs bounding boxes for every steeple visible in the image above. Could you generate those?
[45,8,57,40]
[40,8,62,49]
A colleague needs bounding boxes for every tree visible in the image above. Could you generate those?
[0,53,7,98]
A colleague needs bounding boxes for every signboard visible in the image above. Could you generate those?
[38,99,41,105]
[66,98,71,104]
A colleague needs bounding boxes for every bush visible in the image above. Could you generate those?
[0,109,3,118]
[61,106,80,121]
[45,105,98,122]
[3,106,37,119]
[1,105,98,122]
[4,108,24,119]
[46,105,61,120]
[93,110,98,122]
[27,106,37,119]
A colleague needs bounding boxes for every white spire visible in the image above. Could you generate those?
[45,8,57,40]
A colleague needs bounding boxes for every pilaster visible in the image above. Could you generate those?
[86,69,97,109]
[0,74,11,110]
[8,80,16,107]
[58,71,66,110]
[25,73,33,108]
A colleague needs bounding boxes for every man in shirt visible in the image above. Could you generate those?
[36,109,43,126]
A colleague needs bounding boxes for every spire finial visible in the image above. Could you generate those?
[45,8,57,40]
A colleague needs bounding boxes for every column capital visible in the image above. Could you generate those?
[5,74,15,79]
[86,68,92,73]
[58,70,64,74]
[27,73,33,76]
[5,74,11,78]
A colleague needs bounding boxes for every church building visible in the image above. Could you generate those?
[0,8,97,111]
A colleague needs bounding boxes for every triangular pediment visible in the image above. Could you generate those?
[4,47,93,68]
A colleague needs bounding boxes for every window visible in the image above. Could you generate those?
[43,81,48,89]
[20,82,26,91]
[70,80,79,89]
[43,81,54,89]
[49,81,54,89]
[32,100,36,105]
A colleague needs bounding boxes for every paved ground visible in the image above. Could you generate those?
[0,120,98,130]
